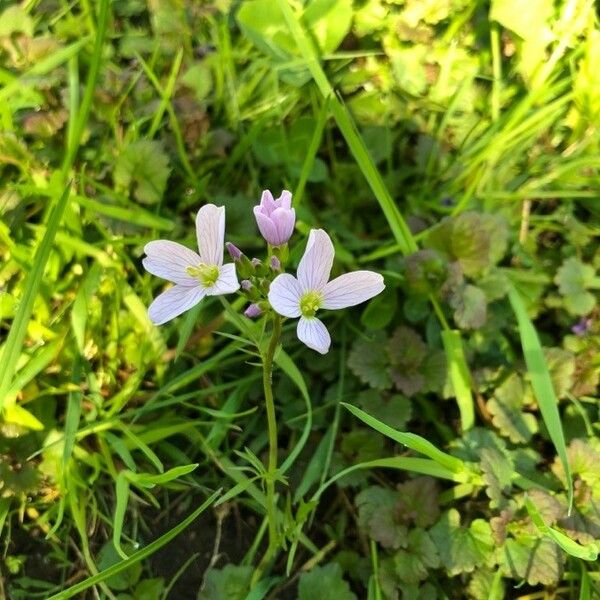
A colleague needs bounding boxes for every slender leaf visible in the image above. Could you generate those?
[341,403,467,474]
[47,489,221,600]
[508,286,573,511]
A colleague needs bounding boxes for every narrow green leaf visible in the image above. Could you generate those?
[0,184,72,410]
[216,476,261,506]
[62,356,83,474]
[74,194,174,230]
[275,348,313,475]
[129,463,198,487]
[341,403,467,474]
[5,337,64,404]
[508,286,573,511]
[524,496,597,561]
[113,473,130,559]
[0,38,90,102]
[113,464,198,559]
[312,457,461,504]
[580,563,590,600]
[0,497,10,537]
[441,330,475,431]
[47,489,221,600]
[275,0,416,256]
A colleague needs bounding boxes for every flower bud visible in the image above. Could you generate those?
[253,190,296,246]
[241,279,253,291]
[270,256,281,272]
[225,242,243,261]
[244,303,263,318]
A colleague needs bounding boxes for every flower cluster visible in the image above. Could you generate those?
[143,190,384,353]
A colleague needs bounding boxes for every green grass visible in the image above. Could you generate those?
[1,1,599,599]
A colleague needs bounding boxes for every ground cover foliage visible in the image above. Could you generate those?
[0,0,599,598]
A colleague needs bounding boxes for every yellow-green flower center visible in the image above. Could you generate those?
[300,290,323,318]
[186,263,220,287]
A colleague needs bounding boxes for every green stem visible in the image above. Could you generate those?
[253,314,282,584]
[264,314,281,545]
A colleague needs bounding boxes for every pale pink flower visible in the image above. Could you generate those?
[253,190,296,246]
[143,204,239,325]
[268,229,385,354]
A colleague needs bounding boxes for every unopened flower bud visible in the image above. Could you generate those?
[241,279,253,291]
[244,303,263,318]
[270,256,281,272]
[225,242,243,261]
[253,190,296,246]
[251,258,262,268]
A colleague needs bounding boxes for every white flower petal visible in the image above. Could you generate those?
[297,317,331,354]
[268,273,302,318]
[206,263,240,296]
[297,229,334,292]
[196,204,225,267]
[143,240,200,285]
[254,206,278,244]
[322,271,385,310]
[148,284,206,325]
[260,190,277,214]
[277,190,292,209]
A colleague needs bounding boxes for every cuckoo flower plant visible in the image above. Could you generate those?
[254,190,295,246]
[268,229,385,354]
[143,204,239,324]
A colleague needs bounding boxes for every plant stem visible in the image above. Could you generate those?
[253,314,282,584]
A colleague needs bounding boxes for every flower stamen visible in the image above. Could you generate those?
[300,290,323,318]
[186,263,220,287]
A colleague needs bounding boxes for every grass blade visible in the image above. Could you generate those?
[46,489,221,600]
[341,403,467,474]
[442,330,475,431]
[524,496,597,560]
[0,184,72,410]
[276,0,416,255]
[312,456,463,504]
[508,286,573,511]
[276,0,475,427]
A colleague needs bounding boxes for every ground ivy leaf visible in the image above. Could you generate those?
[396,477,441,528]
[393,528,440,584]
[426,212,508,277]
[403,249,449,296]
[114,140,170,205]
[480,447,513,509]
[198,565,253,600]
[431,509,495,575]
[467,568,505,600]
[554,257,597,316]
[552,438,600,496]
[387,326,428,396]
[298,563,357,600]
[487,374,538,444]
[451,427,508,462]
[348,331,392,390]
[557,500,600,545]
[527,489,564,525]
[544,347,575,399]
[420,350,447,394]
[97,541,142,591]
[356,486,408,549]
[450,213,493,277]
[450,284,487,329]
[490,508,514,545]
[331,430,385,487]
[502,536,563,586]
[357,390,412,430]
[361,284,397,330]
